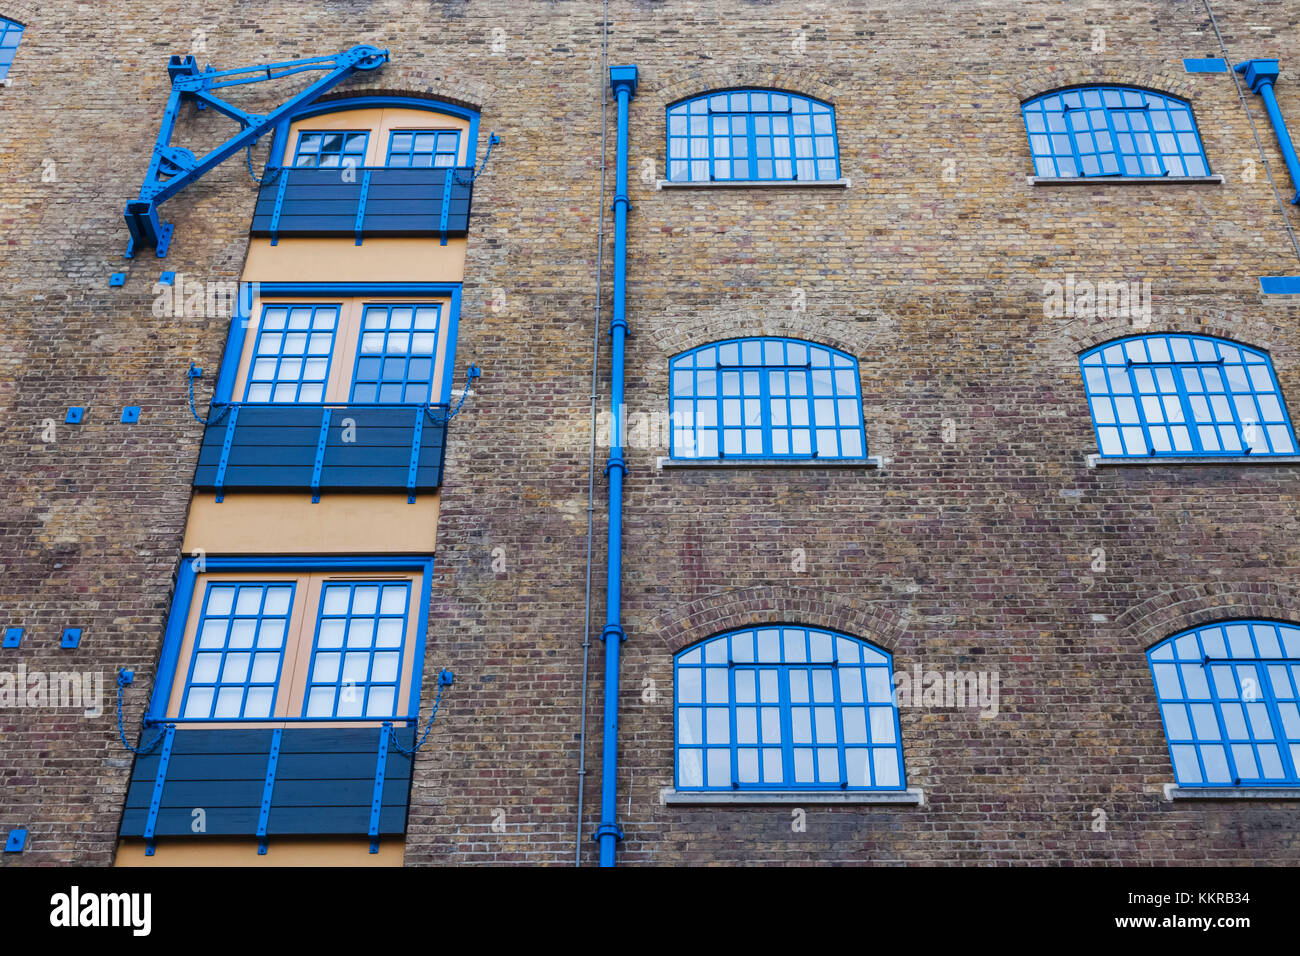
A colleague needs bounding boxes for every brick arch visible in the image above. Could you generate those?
[1008,65,1196,104]
[647,585,905,656]
[650,66,841,111]
[311,81,490,118]
[1050,305,1292,359]
[1116,581,1300,652]
[642,302,883,364]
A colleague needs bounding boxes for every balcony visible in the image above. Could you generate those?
[248,166,474,244]
[192,403,448,500]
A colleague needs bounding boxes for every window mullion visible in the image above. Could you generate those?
[777,666,795,789]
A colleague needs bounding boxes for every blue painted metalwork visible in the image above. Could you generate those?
[1184,58,1228,73]
[669,337,867,459]
[674,626,906,791]
[4,828,26,853]
[1260,275,1300,294]
[121,406,141,423]
[160,271,176,286]
[65,407,84,424]
[110,273,126,287]
[354,169,371,245]
[1236,60,1300,203]
[2,627,21,648]
[666,89,840,183]
[1079,334,1298,457]
[596,64,637,869]
[269,173,289,245]
[440,168,454,244]
[256,728,282,854]
[213,403,239,500]
[407,409,425,504]
[61,628,81,649]
[146,556,436,726]
[143,724,177,855]
[177,582,295,720]
[1147,619,1300,786]
[311,408,332,502]
[0,17,24,83]
[302,581,411,719]
[1022,86,1211,178]
[126,45,389,257]
[369,725,391,853]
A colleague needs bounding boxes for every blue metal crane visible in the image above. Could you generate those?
[125,44,390,258]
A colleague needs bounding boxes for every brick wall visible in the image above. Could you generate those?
[2,0,1300,864]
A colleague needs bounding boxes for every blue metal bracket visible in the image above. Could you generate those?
[61,628,81,649]
[1184,58,1228,73]
[125,44,390,257]
[4,828,26,853]
[65,407,84,424]
[143,724,176,856]
[311,408,332,503]
[369,723,390,853]
[121,406,141,424]
[407,407,425,503]
[439,169,453,245]
[214,404,239,502]
[110,272,126,287]
[160,271,176,286]
[1236,59,1300,204]
[354,169,371,245]
[1260,275,1300,294]
[269,173,289,245]
[257,728,282,855]
[2,627,21,648]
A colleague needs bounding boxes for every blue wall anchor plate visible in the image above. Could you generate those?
[2,627,21,648]
[65,407,84,424]
[121,406,141,423]
[4,829,26,853]
[61,628,82,649]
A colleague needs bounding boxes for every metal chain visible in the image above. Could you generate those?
[387,670,453,755]
[453,133,500,186]
[187,362,230,427]
[425,366,480,425]
[115,679,169,756]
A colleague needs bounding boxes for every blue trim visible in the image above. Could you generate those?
[1235,60,1300,203]
[147,556,434,726]
[668,337,868,460]
[1022,85,1212,178]
[368,725,390,852]
[256,728,282,853]
[673,626,906,791]
[143,725,177,855]
[1147,619,1300,787]
[1260,275,1300,295]
[213,293,254,404]
[272,95,481,168]
[256,282,462,298]
[290,129,369,168]
[666,88,840,183]
[1184,58,1228,73]
[1079,334,1299,458]
[385,128,461,167]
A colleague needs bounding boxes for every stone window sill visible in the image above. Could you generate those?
[661,787,925,806]
[1030,174,1223,187]
[1087,453,1300,468]
[1163,784,1300,801]
[656,178,851,190]
[658,455,884,471]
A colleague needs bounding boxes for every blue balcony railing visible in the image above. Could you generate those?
[192,402,448,501]
[248,166,474,244]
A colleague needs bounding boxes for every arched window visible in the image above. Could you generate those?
[1148,621,1300,787]
[0,17,24,82]
[666,90,840,183]
[674,626,904,791]
[670,337,866,459]
[1079,335,1297,457]
[1022,86,1210,178]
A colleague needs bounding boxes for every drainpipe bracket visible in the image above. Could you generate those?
[593,822,625,842]
[604,455,627,478]
[600,623,626,643]
[611,193,630,211]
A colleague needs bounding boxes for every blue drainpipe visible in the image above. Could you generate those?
[1237,59,1300,203]
[595,63,638,868]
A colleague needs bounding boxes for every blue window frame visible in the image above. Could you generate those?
[386,130,460,168]
[180,582,294,719]
[0,17,23,82]
[1022,86,1210,178]
[303,581,411,719]
[292,130,369,168]
[1079,334,1297,457]
[674,626,904,791]
[244,303,339,403]
[350,303,441,404]
[670,337,866,459]
[667,90,840,183]
[1148,620,1300,787]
